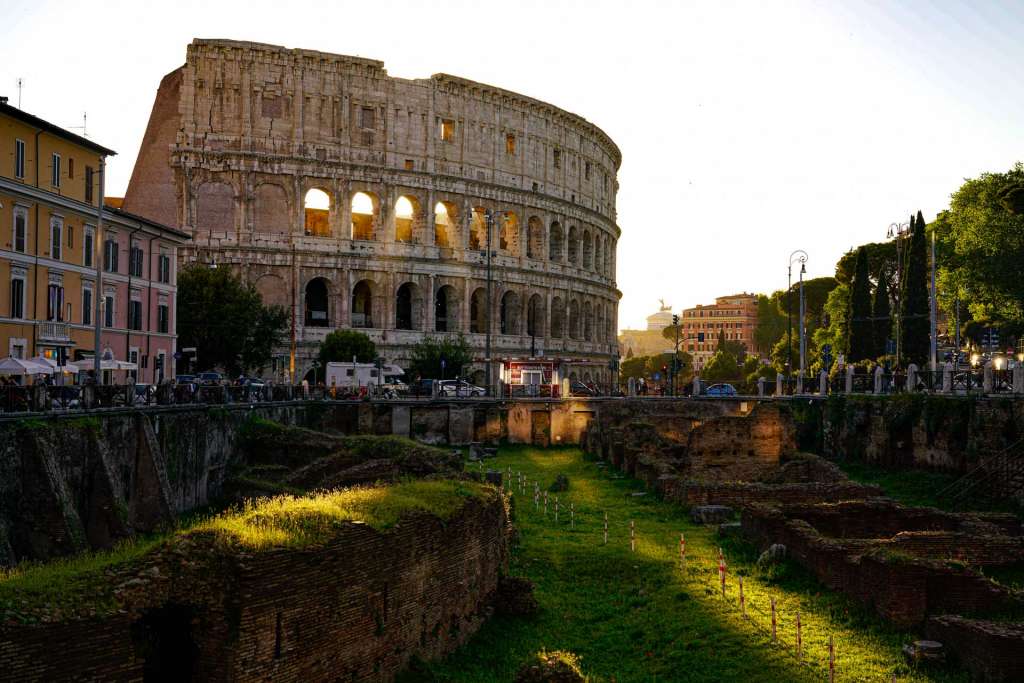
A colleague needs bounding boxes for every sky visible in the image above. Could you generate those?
[3,0,1022,331]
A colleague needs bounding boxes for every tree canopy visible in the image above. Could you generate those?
[407,335,473,380]
[847,247,873,362]
[901,211,930,366]
[176,265,288,376]
[317,330,377,367]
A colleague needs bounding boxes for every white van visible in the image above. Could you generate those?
[325,362,405,391]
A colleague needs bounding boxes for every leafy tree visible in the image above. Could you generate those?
[754,292,788,353]
[812,283,850,360]
[701,349,740,381]
[835,241,897,286]
[847,247,873,362]
[715,328,747,361]
[872,275,891,359]
[901,211,930,366]
[407,334,472,380]
[317,330,376,368]
[177,264,288,376]
[620,355,647,381]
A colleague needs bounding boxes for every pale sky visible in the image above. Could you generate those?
[4,0,1022,331]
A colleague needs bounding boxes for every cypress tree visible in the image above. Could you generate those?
[901,210,930,366]
[872,273,891,359]
[847,246,873,362]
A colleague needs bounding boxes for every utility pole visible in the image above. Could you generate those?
[92,158,106,378]
[787,250,808,388]
[799,260,807,376]
[930,230,938,370]
[888,221,911,370]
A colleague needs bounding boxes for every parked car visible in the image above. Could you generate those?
[705,383,738,396]
[197,371,224,386]
[411,379,436,397]
[439,380,485,397]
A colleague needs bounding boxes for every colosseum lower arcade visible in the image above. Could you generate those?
[124,39,622,386]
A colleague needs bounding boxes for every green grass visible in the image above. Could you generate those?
[423,447,966,682]
[0,479,489,617]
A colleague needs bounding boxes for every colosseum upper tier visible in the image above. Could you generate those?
[124,39,622,385]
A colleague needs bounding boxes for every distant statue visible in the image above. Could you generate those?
[659,298,671,311]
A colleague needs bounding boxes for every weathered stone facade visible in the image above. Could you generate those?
[124,39,622,383]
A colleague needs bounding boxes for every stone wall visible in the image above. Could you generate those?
[926,616,1024,682]
[0,492,510,682]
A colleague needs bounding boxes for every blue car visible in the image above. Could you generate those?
[705,383,737,396]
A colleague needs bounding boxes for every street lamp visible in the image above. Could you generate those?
[787,250,808,387]
[887,221,911,370]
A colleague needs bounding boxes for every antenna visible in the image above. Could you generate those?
[17,78,22,108]
[68,112,88,138]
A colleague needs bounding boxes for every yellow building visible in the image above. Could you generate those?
[0,96,114,363]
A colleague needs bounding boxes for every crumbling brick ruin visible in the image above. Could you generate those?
[0,489,512,682]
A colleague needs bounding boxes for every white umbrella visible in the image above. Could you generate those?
[0,357,54,375]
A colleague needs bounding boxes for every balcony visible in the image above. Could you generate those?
[38,321,70,342]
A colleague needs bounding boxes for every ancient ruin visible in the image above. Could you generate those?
[123,39,622,383]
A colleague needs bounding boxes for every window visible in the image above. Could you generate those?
[157,303,169,333]
[14,139,25,179]
[104,294,114,328]
[128,299,143,331]
[158,252,171,283]
[13,207,27,253]
[404,159,414,171]
[129,244,144,277]
[358,106,375,129]
[51,153,61,188]
[85,166,94,203]
[83,228,94,267]
[68,158,74,180]
[440,118,454,142]
[505,133,516,155]
[104,238,119,272]
[10,278,25,318]
[46,284,64,321]
[83,287,92,326]
[50,219,62,260]
[553,149,561,169]
[585,161,591,180]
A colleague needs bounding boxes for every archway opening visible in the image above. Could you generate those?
[304,277,329,327]
[469,207,487,250]
[501,211,520,254]
[351,192,375,241]
[569,299,580,340]
[568,226,579,264]
[550,297,565,339]
[395,196,416,243]
[583,230,593,270]
[527,294,543,338]
[352,280,374,328]
[435,285,458,332]
[396,282,420,330]
[304,188,331,237]
[500,290,521,335]
[434,201,455,248]
[527,216,543,259]
[549,222,563,261]
[470,288,487,334]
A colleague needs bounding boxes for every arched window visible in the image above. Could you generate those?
[435,285,458,332]
[500,290,521,335]
[395,196,417,243]
[583,301,594,341]
[567,225,579,264]
[470,288,487,334]
[501,211,520,254]
[568,299,580,340]
[304,277,329,327]
[526,216,543,259]
[351,191,376,241]
[549,221,563,261]
[469,207,487,250]
[352,280,374,328]
[550,297,565,339]
[304,188,331,237]
[395,282,420,330]
[594,236,603,274]
[582,230,593,270]
[527,294,543,338]
[434,201,456,248]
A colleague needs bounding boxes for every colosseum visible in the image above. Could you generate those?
[123,39,621,389]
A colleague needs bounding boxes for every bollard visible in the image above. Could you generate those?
[943,362,953,393]
[820,369,828,395]
[796,612,802,661]
[770,597,777,642]
[630,520,635,552]
[984,364,994,393]
[717,548,726,597]
[874,365,884,394]
[828,634,836,683]
[776,373,784,397]
[907,363,918,392]
[603,512,608,545]
[1014,365,1024,395]
[739,576,746,619]
[757,376,765,397]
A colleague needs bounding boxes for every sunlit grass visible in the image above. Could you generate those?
[421,446,966,682]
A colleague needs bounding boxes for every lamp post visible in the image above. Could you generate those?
[484,210,500,397]
[887,221,911,370]
[787,250,808,387]
[799,259,807,376]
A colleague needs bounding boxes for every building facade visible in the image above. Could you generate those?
[681,293,760,372]
[0,98,188,382]
[618,301,676,359]
[123,39,622,385]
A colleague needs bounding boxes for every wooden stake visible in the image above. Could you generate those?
[679,533,686,570]
[603,512,608,544]
[555,496,559,523]
[570,503,575,529]
[544,491,548,516]
[630,519,635,552]
[796,612,802,661]
[717,548,726,598]
[739,576,746,619]
[770,597,777,642]
[828,634,835,683]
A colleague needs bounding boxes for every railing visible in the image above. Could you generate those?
[37,321,71,342]
[937,439,1024,508]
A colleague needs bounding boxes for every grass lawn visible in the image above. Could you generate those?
[420,446,967,682]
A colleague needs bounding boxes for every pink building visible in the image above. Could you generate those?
[92,206,189,384]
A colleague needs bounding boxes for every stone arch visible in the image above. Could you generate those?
[550,297,565,339]
[351,279,376,328]
[195,181,235,232]
[469,287,487,334]
[395,281,422,330]
[253,273,288,309]
[583,300,594,341]
[253,183,290,235]
[526,293,544,338]
[567,225,579,264]
[469,206,487,250]
[304,188,332,237]
[500,211,520,255]
[582,229,593,270]
[597,304,605,342]
[304,277,330,327]
[594,235,603,275]
[526,216,544,259]
[434,201,459,248]
[568,298,581,340]
[435,284,460,332]
[549,221,563,262]
[351,191,379,241]
[394,195,422,244]
[500,289,521,335]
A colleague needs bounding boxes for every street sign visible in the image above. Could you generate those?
[652,372,661,381]
[173,351,183,360]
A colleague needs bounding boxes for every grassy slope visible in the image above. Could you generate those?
[423,446,965,683]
